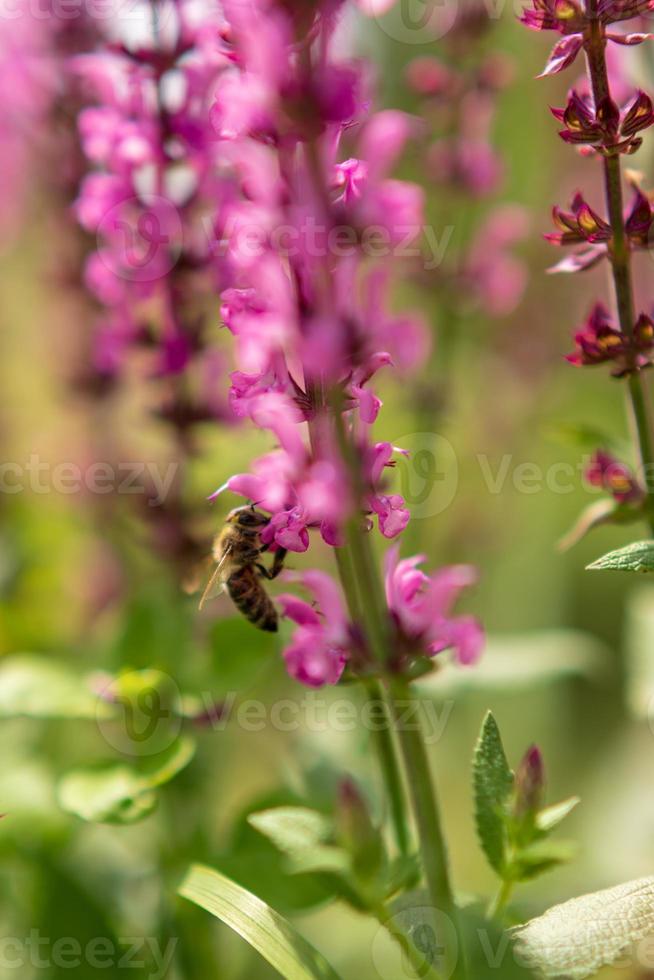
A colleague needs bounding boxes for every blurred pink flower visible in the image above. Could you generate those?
[385,546,484,665]
[463,205,530,317]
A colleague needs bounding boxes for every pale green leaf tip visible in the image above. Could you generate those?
[586,540,654,573]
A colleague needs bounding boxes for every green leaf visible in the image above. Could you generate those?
[179,864,341,980]
[587,540,654,573]
[0,655,114,720]
[473,712,514,874]
[512,876,654,978]
[57,736,195,824]
[143,734,196,788]
[218,790,341,914]
[536,796,580,833]
[248,807,349,876]
[57,765,159,824]
[511,839,577,881]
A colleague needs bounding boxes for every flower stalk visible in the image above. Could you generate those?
[322,407,467,975]
[390,676,468,980]
[585,7,654,530]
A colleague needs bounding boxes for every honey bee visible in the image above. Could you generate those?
[199,506,287,632]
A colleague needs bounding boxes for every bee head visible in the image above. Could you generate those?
[227,505,269,528]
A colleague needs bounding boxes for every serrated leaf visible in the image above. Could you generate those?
[0,655,114,720]
[57,736,195,824]
[587,540,654,573]
[536,797,580,833]
[512,876,654,978]
[179,864,341,980]
[473,712,514,874]
[248,807,349,876]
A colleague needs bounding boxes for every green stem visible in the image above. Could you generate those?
[334,533,411,858]
[365,679,412,859]
[486,879,515,923]
[374,905,445,980]
[321,410,466,977]
[585,13,654,533]
[389,678,468,980]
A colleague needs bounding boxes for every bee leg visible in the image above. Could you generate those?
[255,562,273,580]
[268,547,287,580]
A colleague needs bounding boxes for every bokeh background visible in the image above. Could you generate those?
[2,2,654,977]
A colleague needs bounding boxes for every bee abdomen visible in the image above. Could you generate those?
[227,568,278,632]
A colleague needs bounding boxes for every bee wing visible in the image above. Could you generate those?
[198,546,233,611]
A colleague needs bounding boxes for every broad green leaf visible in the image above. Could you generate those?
[248,807,349,876]
[0,655,114,720]
[57,736,195,824]
[512,876,654,978]
[218,791,341,914]
[587,540,654,573]
[536,796,580,833]
[248,807,332,855]
[179,864,341,980]
[473,712,514,874]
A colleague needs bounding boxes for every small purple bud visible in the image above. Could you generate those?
[514,745,545,818]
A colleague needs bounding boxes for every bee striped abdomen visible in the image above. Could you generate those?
[227,566,278,632]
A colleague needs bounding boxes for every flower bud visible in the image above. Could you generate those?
[514,745,545,819]
[336,778,384,882]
